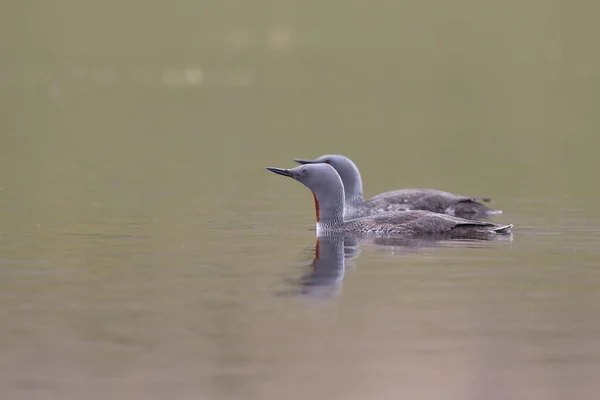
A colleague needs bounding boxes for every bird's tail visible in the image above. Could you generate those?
[491,224,513,234]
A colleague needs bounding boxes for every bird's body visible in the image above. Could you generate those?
[321,209,511,237]
[358,188,494,219]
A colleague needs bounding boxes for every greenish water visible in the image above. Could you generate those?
[1,1,600,399]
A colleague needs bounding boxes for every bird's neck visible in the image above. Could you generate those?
[312,188,345,228]
[341,171,364,206]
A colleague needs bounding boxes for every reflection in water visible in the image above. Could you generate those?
[296,232,512,298]
[297,235,346,298]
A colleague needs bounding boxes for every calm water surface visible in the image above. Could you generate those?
[2,1,600,399]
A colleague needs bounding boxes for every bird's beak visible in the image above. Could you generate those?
[266,167,294,178]
[293,158,317,165]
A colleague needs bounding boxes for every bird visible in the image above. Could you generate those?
[266,163,512,238]
[293,154,501,220]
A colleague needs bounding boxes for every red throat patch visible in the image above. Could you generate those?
[312,192,320,222]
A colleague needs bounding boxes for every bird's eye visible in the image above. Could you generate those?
[324,159,331,164]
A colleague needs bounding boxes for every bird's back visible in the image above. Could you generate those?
[359,188,498,219]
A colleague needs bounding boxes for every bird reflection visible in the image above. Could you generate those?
[293,232,512,299]
[296,234,347,298]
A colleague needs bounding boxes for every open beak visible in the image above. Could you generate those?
[266,167,293,178]
[293,158,317,165]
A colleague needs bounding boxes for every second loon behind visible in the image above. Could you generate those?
[293,154,501,220]
[266,163,512,238]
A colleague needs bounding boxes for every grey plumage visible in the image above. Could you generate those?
[336,210,512,238]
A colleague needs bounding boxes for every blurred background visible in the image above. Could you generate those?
[1,1,600,399]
